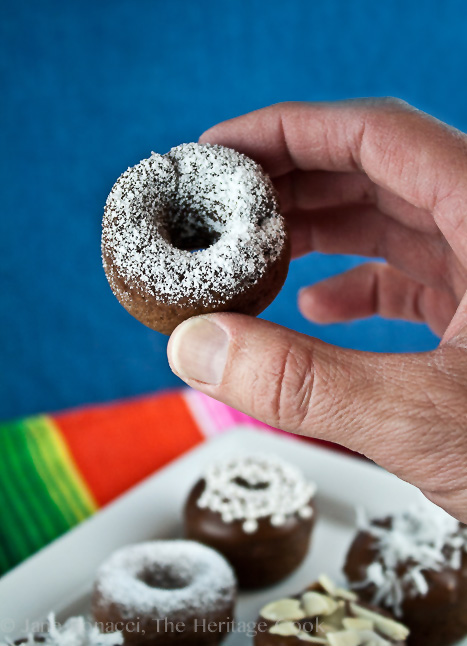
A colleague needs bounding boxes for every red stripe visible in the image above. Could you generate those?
[54,391,204,507]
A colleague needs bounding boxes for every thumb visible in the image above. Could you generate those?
[167,313,432,467]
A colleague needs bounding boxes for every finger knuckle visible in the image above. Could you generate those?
[273,100,298,112]
[268,343,315,431]
[380,96,410,109]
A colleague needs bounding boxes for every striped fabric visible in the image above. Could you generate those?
[0,389,269,575]
[0,389,346,576]
[0,416,96,571]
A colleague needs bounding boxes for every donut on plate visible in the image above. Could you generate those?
[343,505,467,646]
[91,540,236,645]
[254,574,409,645]
[102,143,290,334]
[184,454,316,588]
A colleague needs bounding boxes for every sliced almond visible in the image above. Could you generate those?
[302,591,339,617]
[327,629,362,646]
[334,587,358,601]
[350,604,409,641]
[260,598,305,622]
[342,618,374,631]
[297,632,328,644]
[357,630,390,646]
[318,573,338,596]
[317,575,357,601]
[318,623,334,634]
[269,621,300,636]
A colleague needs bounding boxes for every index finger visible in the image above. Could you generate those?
[199,100,467,256]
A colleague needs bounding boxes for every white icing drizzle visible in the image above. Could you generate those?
[1,614,123,646]
[93,540,235,620]
[102,143,286,306]
[197,454,316,533]
[352,504,467,616]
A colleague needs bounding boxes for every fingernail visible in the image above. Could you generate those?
[169,317,229,385]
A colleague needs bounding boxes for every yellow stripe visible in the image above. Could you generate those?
[24,419,82,527]
[26,416,98,520]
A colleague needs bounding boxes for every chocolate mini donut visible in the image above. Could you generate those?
[254,574,409,645]
[184,454,316,588]
[102,143,290,334]
[91,540,236,646]
[343,506,467,646]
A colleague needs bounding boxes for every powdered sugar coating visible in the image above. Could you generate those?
[352,504,467,616]
[102,143,286,306]
[93,540,236,621]
[196,454,316,533]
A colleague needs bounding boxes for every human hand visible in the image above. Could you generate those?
[167,100,467,522]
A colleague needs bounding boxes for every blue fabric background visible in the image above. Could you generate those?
[1,0,466,420]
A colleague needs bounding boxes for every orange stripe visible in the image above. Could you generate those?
[53,391,204,507]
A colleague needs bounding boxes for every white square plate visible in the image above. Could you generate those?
[0,426,462,644]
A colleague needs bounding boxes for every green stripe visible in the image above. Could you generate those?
[5,422,65,538]
[25,417,93,524]
[0,539,11,573]
[0,471,32,566]
[0,425,46,548]
[0,421,67,546]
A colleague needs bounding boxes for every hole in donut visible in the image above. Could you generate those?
[137,565,191,590]
[164,208,222,252]
[233,476,269,490]
[169,224,220,252]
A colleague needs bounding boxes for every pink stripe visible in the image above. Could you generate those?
[182,389,218,438]
[201,393,232,431]
[184,389,311,448]
[192,391,276,434]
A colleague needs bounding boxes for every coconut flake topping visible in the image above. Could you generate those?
[1,614,123,646]
[353,504,467,616]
